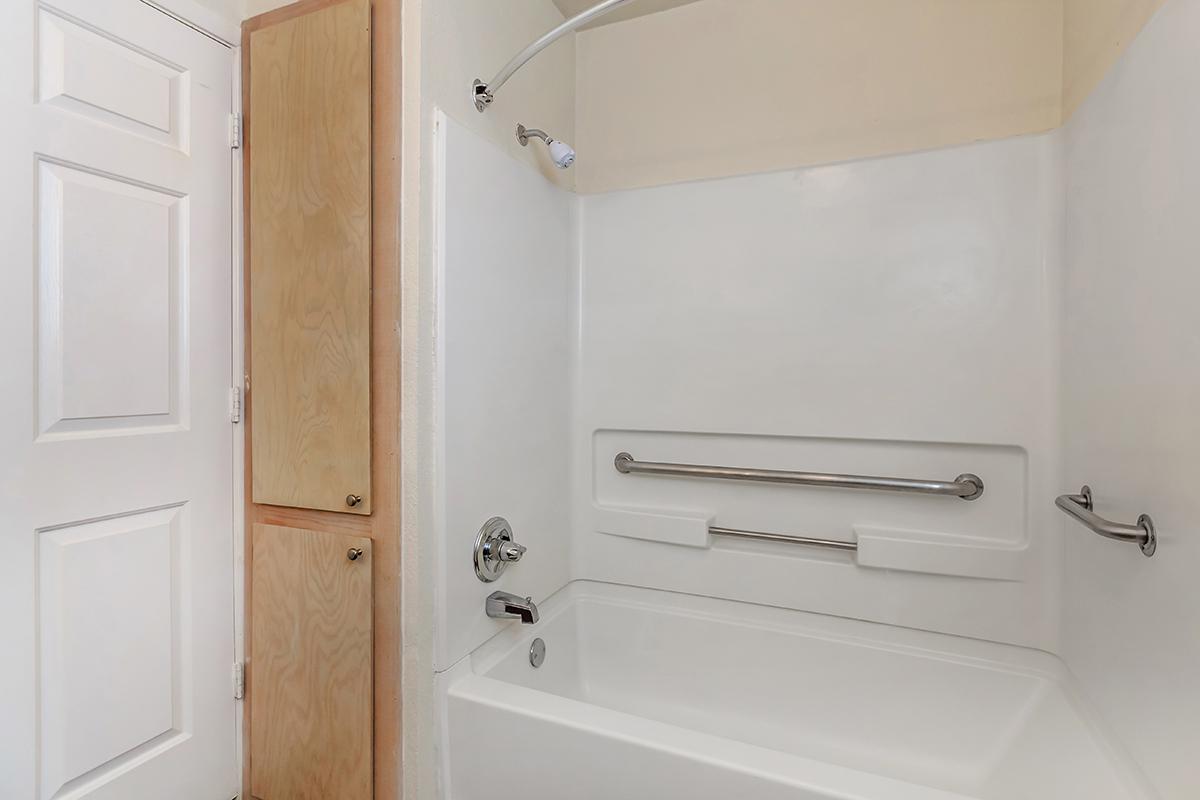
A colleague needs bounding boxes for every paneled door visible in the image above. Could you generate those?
[0,2,239,799]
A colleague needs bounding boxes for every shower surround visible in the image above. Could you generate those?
[426,2,1200,796]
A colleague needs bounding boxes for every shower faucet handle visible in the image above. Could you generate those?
[497,541,526,563]
[473,517,527,582]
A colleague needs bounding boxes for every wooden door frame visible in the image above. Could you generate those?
[239,1,402,797]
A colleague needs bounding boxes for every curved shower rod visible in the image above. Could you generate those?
[473,0,638,112]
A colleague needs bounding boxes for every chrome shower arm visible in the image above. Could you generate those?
[473,0,638,112]
[516,125,551,145]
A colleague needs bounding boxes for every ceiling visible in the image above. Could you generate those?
[551,0,704,29]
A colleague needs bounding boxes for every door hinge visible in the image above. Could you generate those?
[233,662,245,700]
[229,386,242,424]
[229,112,242,149]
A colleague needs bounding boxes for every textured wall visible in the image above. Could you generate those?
[575,0,1063,193]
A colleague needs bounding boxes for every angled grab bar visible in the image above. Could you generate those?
[1055,486,1156,557]
[614,452,984,500]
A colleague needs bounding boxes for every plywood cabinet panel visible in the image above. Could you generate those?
[250,523,372,800]
[248,0,372,514]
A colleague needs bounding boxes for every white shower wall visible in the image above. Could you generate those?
[434,113,573,669]
[1061,0,1200,796]
[433,126,1066,661]
[573,135,1064,649]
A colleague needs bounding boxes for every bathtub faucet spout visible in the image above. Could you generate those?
[486,591,540,624]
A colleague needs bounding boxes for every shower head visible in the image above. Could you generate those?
[516,124,576,169]
[547,139,576,169]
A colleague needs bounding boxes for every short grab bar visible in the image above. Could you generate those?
[614,452,984,501]
[1055,486,1156,557]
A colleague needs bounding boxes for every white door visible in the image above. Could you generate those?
[0,1,239,798]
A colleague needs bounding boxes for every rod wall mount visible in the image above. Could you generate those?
[473,79,493,112]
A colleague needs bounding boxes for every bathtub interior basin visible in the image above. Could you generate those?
[441,581,1149,800]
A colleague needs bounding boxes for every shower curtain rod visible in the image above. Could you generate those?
[473,0,638,112]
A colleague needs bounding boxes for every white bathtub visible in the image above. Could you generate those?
[440,582,1150,800]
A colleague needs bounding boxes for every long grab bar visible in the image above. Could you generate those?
[1055,486,1156,557]
[614,452,984,501]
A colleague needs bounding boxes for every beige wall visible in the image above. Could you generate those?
[575,0,1064,193]
[189,0,292,20]
[1062,0,1168,118]
[187,0,241,18]
[244,0,296,16]
[190,0,373,22]
[573,0,1172,193]
[553,0,701,28]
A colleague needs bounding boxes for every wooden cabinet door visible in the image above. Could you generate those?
[250,524,372,800]
[248,0,372,514]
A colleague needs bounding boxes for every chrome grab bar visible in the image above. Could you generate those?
[709,526,857,552]
[1055,486,1156,557]
[614,452,984,501]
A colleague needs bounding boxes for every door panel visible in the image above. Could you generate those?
[37,5,189,151]
[38,506,185,793]
[37,158,185,435]
[250,524,373,800]
[0,2,237,798]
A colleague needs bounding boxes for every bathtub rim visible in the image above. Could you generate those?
[461,579,1073,681]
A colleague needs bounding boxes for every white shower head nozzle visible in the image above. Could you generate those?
[516,124,576,169]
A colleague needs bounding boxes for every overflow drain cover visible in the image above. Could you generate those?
[529,637,546,668]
